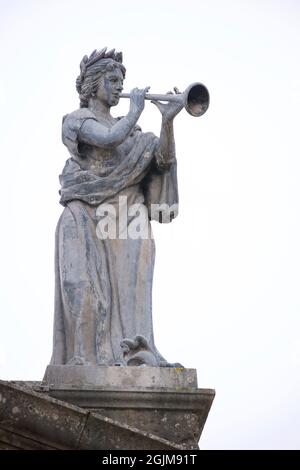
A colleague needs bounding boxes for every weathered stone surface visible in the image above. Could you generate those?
[39,386,214,449]
[0,381,185,450]
[5,363,215,449]
[39,366,214,449]
[43,365,198,389]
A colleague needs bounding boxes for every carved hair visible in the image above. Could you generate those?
[76,47,126,108]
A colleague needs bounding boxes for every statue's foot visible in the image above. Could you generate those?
[67,356,91,365]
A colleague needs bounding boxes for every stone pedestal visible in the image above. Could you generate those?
[43,364,198,389]
[41,365,215,449]
[0,380,180,450]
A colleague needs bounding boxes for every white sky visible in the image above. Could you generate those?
[0,0,300,450]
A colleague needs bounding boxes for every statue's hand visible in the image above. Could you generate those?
[151,87,183,121]
[129,86,150,116]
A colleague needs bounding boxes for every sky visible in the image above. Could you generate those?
[0,0,300,450]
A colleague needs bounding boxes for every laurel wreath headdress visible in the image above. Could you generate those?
[76,47,125,107]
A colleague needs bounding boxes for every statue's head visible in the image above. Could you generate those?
[76,47,126,108]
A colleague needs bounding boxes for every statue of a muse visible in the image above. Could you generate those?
[49,47,209,367]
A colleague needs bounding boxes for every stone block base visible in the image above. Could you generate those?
[41,365,215,449]
[43,364,198,389]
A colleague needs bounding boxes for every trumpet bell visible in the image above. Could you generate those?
[184,82,210,117]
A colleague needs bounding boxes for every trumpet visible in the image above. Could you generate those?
[120,82,209,117]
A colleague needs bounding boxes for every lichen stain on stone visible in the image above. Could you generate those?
[12,406,20,415]
[0,393,6,403]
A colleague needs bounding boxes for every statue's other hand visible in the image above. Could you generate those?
[151,87,183,121]
[129,86,150,116]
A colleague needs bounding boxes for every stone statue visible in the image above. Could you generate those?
[50,47,184,368]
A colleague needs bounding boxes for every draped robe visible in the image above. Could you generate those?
[50,108,179,366]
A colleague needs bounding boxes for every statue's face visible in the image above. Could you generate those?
[96,67,124,107]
